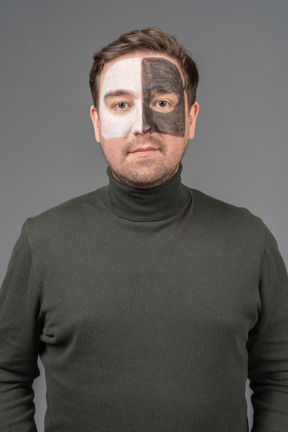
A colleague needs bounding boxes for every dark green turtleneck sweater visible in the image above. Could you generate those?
[1,167,288,432]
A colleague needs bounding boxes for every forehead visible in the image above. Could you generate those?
[101,58,142,94]
[99,53,184,95]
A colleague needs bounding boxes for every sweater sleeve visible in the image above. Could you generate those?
[0,222,41,431]
[248,226,288,431]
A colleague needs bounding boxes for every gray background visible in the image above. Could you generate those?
[1,0,287,430]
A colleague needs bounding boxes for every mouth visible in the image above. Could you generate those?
[128,146,160,157]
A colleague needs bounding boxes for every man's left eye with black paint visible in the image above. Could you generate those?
[142,58,185,137]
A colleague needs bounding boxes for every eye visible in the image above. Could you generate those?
[113,102,130,111]
[155,100,170,108]
[151,99,175,113]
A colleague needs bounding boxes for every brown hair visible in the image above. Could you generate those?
[89,27,199,109]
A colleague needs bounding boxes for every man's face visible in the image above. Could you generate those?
[90,51,199,188]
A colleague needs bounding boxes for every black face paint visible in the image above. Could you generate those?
[142,58,185,137]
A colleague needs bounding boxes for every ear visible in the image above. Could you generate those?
[188,102,199,140]
[90,105,101,143]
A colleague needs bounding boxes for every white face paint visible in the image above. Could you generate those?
[99,58,142,139]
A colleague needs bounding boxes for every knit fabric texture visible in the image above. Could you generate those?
[1,166,288,431]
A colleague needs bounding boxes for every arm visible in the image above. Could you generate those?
[0,223,41,431]
[248,227,288,431]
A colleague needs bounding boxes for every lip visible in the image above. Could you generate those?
[129,146,160,156]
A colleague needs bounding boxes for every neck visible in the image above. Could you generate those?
[104,164,191,222]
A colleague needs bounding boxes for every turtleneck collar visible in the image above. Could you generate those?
[104,164,191,222]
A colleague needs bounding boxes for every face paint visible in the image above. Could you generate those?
[99,56,185,140]
[142,58,185,137]
[99,58,142,140]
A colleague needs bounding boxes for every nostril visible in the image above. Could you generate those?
[142,123,152,134]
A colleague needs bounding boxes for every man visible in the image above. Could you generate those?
[0,27,288,432]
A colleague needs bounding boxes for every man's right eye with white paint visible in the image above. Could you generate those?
[104,96,134,114]
[112,101,131,112]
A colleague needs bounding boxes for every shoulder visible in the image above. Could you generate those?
[188,187,267,242]
[24,186,109,240]
[190,187,263,222]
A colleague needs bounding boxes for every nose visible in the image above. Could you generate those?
[142,104,154,134]
[131,101,153,135]
[130,101,143,135]
[142,118,152,134]
[132,112,153,135]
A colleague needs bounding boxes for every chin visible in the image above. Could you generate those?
[113,165,178,189]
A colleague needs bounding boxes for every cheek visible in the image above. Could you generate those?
[163,135,188,157]
[100,103,143,140]
[142,96,186,137]
[100,136,125,163]
[100,111,130,140]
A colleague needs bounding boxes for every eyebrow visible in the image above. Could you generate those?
[146,88,179,96]
[104,90,138,100]
[147,89,180,103]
